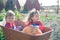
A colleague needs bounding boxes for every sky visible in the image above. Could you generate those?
[18,0,60,6]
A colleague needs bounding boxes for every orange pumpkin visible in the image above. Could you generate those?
[22,26,42,35]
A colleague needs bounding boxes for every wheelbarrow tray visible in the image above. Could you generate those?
[0,25,53,40]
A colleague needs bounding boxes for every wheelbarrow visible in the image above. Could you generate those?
[0,21,53,40]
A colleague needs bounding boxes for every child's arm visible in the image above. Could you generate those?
[5,23,11,29]
[39,21,44,31]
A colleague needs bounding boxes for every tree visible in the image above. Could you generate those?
[0,0,4,11]
[5,0,15,11]
[15,0,21,12]
[22,0,41,13]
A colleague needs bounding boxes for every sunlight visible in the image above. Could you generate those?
[39,0,57,6]
[18,0,59,6]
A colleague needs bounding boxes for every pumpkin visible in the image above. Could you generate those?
[22,26,42,35]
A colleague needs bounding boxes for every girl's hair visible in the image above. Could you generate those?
[28,10,39,22]
[5,10,15,20]
[6,10,15,17]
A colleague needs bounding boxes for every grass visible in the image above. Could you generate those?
[0,27,5,40]
[0,9,5,21]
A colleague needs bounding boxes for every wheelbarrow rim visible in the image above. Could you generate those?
[0,25,53,37]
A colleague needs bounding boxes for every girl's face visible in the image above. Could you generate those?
[6,16,15,23]
[32,13,39,22]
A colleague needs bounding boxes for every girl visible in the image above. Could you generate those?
[5,10,23,31]
[5,10,16,30]
[22,10,44,35]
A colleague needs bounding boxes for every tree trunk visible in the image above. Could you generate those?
[5,0,15,11]
[0,0,4,11]
[24,0,41,11]
[15,0,21,12]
